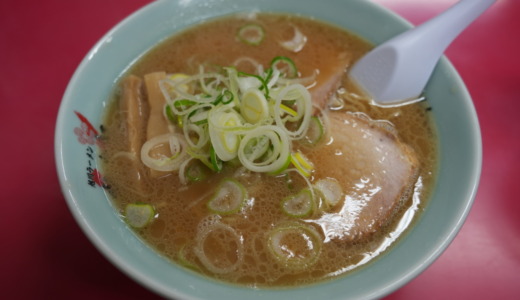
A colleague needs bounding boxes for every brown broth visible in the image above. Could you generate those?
[100,13,437,288]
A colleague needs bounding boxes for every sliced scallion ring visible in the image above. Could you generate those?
[167,73,191,94]
[268,152,292,175]
[173,99,197,108]
[238,125,291,173]
[242,135,270,163]
[272,84,312,139]
[267,223,322,269]
[207,178,247,215]
[314,178,343,207]
[124,203,155,228]
[184,122,209,150]
[237,75,263,94]
[220,90,234,105]
[281,188,314,218]
[270,56,298,78]
[178,244,199,270]
[186,160,210,182]
[165,104,176,124]
[303,116,324,145]
[279,26,307,53]
[141,133,189,172]
[241,88,268,124]
[188,108,209,125]
[210,147,223,172]
[290,151,314,178]
[194,222,244,274]
[279,103,298,118]
[187,148,215,171]
[208,109,243,161]
[237,24,265,46]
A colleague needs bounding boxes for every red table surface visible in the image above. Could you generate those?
[1,0,518,299]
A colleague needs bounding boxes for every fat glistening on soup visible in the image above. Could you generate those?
[100,13,437,287]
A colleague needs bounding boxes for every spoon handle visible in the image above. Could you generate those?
[350,0,496,104]
[407,0,496,57]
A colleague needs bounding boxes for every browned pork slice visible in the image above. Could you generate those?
[120,75,146,156]
[144,72,169,139]
[308,52,351,109]
[144,72,171,177]
[118,75,147,192]
[310,111,419,241]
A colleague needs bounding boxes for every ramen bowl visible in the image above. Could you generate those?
[55,0,481,299]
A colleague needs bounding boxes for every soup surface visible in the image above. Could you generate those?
[100,13,437,288]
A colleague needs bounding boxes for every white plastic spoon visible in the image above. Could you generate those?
[350,0,496,104]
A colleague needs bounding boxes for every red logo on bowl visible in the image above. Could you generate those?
[74,111,99,145]
[74,111,106,188]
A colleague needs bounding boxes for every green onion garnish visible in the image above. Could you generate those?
[281,188,314,218]
[267,223,322,270]
[303,116,324,145]
[124,203,155,228]
[237,24,265,46]
[207,178,247,215]
[271,56,298,78]
[210,146,223,172]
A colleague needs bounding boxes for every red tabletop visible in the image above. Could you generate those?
[1,0,518,299]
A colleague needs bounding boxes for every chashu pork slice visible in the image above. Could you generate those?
[307,52,351,110]
[310,111,419,241]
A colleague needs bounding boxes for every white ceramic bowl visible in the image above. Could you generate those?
[55,0,482,299]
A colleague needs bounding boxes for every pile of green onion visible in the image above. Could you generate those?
[141,56,324,184]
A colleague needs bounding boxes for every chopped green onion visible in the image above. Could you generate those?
[268,152,292,175]
[279,103,298,117]
[272,84,312,139]
[281,188,314,218]
[178,244,199,270]
[183,122,209,150]
[262,68,274,98]
[238,125,291,173]
[141,133,189,172]
[186,160,210,182]
[279,26,307,53]
[270,56,298,78]
[212,89,234,105]
[267,223,322,269]
[146,57,321,183]
[290,151,314,177]
[194,222,244,274]
[210,147,223,172]
[186,148,215,171]
[177,115,184,128]
[314,178,343,207]
[242,135,270,162]
[207,178,247,215]
[125,203,155,228]
[174,99,197,108]
[237,24,265,46]
[225,67,240,106]
[188,108,209,125]
[237,71,271,98]
[303,116,324,145]
[221,90,234,105]
[241,88,268,124]
[165,105,176,123]
[167,73,191,93]
[208,109,243,161]
[236,73,263,93]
